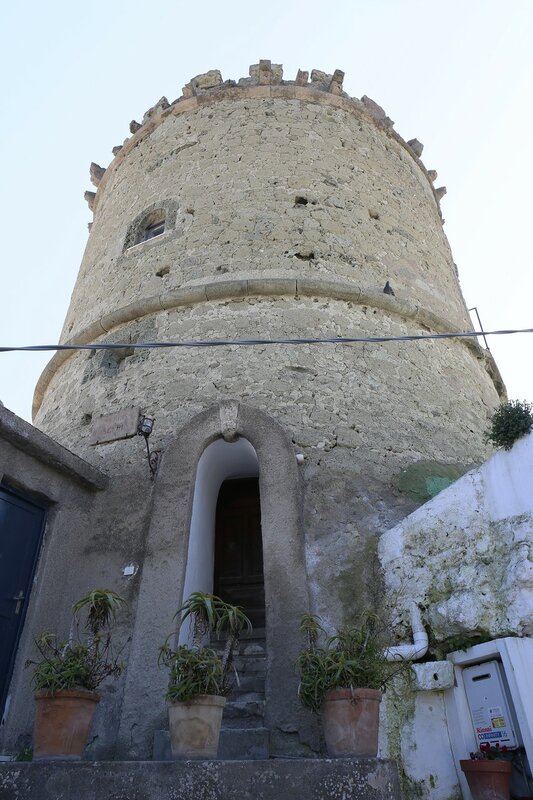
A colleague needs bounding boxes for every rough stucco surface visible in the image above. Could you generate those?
[377,434,533,800]
[0,759,401,800]
[0,414,152,759]
[380,432,533,644]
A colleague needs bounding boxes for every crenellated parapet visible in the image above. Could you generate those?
[85,60,445,216]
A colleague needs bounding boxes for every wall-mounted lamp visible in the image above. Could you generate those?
[137,414,160,480]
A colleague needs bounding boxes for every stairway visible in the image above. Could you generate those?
[218,629,268,759]
[153,630,268,760]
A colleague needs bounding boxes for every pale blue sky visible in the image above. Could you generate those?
[1,0,532,420]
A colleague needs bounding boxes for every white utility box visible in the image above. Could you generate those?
[462,660,519,749]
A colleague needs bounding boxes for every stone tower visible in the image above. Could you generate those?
[30,61,503,756]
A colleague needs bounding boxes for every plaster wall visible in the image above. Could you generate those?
[0,407,152,759]
[379,432,533,799]
[380,431,533,643]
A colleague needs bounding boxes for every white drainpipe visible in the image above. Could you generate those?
[384,603,428,662]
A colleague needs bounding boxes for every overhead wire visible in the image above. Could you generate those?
[1,327,533,353]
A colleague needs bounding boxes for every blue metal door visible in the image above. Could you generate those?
[0,486,46,716]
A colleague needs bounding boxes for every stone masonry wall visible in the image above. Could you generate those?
[33,63,503,623]
[35,297,500,623]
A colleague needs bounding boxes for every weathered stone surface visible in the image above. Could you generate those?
[89,162,105,187]
[83,190,95,211]
[411,661,455,691]
[361,94,387,120]
[129,119,141,133]
[191,70,223,91]
[249,61,283,85]
[427,169,438,181]
[380,434,533,643]
[0,760,401,800]
[143,96,170,122]
[310,69,332,86]
[407,138,424,157]
[0,405,106,490]
[111,145,123,156]
[329,69,345,95]
[295,69,309,86]
[435,186,447,200]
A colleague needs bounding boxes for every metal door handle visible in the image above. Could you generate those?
[12,591,25,615]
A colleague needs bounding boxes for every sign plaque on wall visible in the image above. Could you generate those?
[90,407,140,445]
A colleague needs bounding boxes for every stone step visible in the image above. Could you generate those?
[0,759,402,799]
[231,656,267,675]
[223,694,265,725]
[153,727,269,760]
[228,673,265,694]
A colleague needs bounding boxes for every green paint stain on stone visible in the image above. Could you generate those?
[393,461,468,503]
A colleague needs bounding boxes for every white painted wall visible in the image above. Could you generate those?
[380,432,533,640]
[179,437,259,644]
[379,432,533,799]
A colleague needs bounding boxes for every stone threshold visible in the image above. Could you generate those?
[0,758,401,800]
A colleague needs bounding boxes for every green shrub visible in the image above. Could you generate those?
[27,589,126,693]
[296,611,396,714]
[485,400,533,450]
[159,645,225,702]
[159,592,252,703]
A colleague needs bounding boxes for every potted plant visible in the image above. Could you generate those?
[296,610,403,757]
[460,744,513,800]
[27,589,126,760]
[158,591,252,759]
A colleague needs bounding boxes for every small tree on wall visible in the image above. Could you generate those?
[485,400,533,450]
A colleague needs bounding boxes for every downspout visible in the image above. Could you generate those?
[384,603,428,662]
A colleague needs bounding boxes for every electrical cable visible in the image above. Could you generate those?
[1,327,533,353]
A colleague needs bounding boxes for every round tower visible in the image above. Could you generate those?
[34,60,502,621]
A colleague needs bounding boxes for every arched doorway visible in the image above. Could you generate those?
[180,437,262,643]
[117,402,318,758]
[214,477,265,629]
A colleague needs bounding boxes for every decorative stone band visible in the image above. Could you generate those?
[32,276,505,418]
[92,82,442,219]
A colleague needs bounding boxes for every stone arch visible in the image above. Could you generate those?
[117,401,317,758]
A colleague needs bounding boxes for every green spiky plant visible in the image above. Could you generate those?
[296,610,403,714]
[485,400,533,450]
[159,591,252,703]
[27,589,126,693]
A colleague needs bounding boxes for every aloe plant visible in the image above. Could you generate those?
[27,589,127,693]
[159,592,252,703]
[296,610,401,713]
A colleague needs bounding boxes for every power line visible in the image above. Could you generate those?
[1,327,533,353]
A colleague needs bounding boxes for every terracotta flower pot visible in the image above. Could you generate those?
[322,688,382,757]
[168,695,226,759]
[33,689,100,760]
[460,759,512,800]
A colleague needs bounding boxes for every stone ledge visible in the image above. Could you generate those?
[0,758,401,800]
[32,276,503,419]
[0,406,107,491]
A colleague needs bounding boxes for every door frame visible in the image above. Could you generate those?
[0,484,47,718]
[117,401,319,757]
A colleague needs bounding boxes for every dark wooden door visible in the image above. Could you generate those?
[0,487,46,715]
[214,478,265,628]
